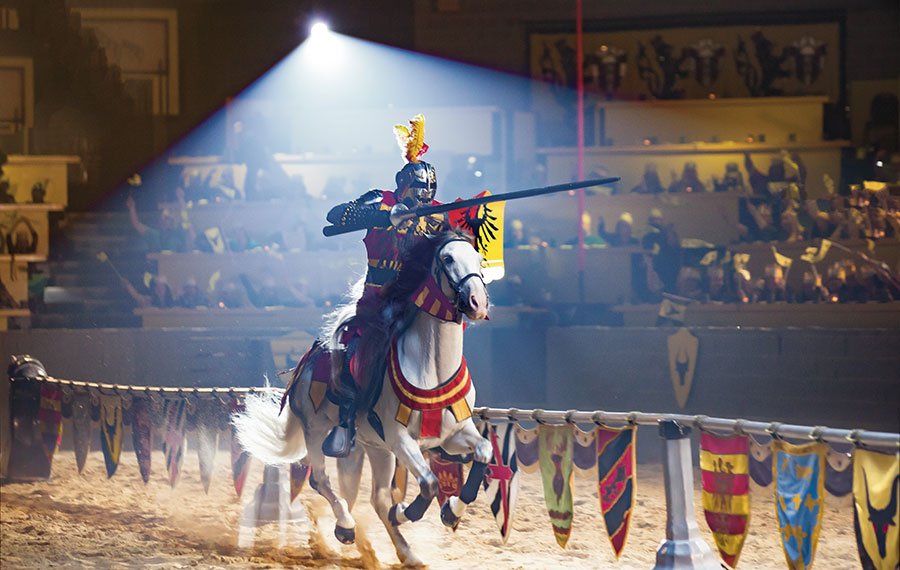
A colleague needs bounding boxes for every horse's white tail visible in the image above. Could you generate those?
[232,391,306,465]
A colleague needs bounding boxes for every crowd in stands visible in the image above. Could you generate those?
[502,148,900,307]
[110,141,900,314]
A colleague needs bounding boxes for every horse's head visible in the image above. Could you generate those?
[432,235,489,321]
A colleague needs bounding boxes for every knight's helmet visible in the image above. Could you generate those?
[393,114,436,206]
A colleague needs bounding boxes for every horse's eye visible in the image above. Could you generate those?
[442,255,453,264]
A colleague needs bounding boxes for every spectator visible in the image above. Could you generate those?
[744,151,806,200]
[668,161,706,193]
[713,162,747,193]
[630,163,665,194]
[641,209,681,293]
[176,277,210,308]
[506,219,528,249]
[120,274,175,309]
[126,187,195,253]
[703,265,736,303]
[795,271,829,303]
[606,212,639,246]
[758,264,788,303]
[675,267,704,301]
[565,212,607,247]
[0,152,14,203]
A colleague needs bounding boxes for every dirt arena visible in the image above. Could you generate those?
[2,448,859,569]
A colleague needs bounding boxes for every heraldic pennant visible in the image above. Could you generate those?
[195,400,220,494]
[230,397,252,498]
[163,398,188,488]
[429,452,463,510]
[130,398,154,484]
[853,448,900,570]
[38,385,63,468]
[480,422,520,544]
[773,440,827,570]
[749,434,774,487]
[667,327,698,409]
[99,393,124,479]
[515,424,540,474]
[573,426,598,476]
[700,431,751,567]
[596,424,636,559]
[538,423,575,549]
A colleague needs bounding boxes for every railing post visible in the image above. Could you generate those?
[653,420,720,570]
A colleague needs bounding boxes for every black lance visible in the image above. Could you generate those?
[322,177,620,237]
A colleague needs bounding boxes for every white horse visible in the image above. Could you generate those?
[235,230,492,565]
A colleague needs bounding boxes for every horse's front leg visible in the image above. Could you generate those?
[387,433,438,526]
[366,446,423,566]
[438,420,492,528]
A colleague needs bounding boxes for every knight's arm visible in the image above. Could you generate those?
[326,189,390,227]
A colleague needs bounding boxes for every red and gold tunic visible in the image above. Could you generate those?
[357,191,447,314]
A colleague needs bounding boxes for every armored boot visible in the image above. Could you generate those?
[322,385,358,458]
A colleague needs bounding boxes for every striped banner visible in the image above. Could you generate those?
[700,432,751,567]
[597,425,636,559]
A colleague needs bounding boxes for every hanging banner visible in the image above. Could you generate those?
[596,424,637,559]
[773,440,827,570]
[447,190,505,282]
[749,434,773,487]
[194,400,220,494]
[700,432,750,568]
[573,425,598,477]
[290,459,311,503]
[130,398,154,484]
[538,423,574,549]
[162,399,187,488]
[230,397,252,498]
[515,424,540,474]
[38,385,63,465]
[853,448,899,570]
[480,422,520,544]
[429,452,463,508]
[824,444,853,498]
[99,394,124,479]
[70,391,94,474]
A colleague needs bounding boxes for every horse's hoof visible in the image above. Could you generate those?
[334,525,356,544]
[440,500,460,529]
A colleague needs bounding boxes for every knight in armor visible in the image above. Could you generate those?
[320,114,450,457]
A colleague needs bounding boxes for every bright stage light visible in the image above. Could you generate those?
[310,21,329,38]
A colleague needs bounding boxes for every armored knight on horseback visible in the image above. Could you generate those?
[320,114,450,457]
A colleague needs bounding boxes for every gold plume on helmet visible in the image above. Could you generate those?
[393,113,428,163]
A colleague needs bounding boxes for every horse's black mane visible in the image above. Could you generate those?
[347,229,473,391]
[379,229,474,312]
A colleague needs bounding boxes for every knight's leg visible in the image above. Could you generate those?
[438,421,493,528]
[322,337,359,458]
[387,433,438,525]
[305,430,356,544]
[366,446,421,566]
[337,446,365,510]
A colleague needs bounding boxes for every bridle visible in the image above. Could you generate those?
[432,238,486,314]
